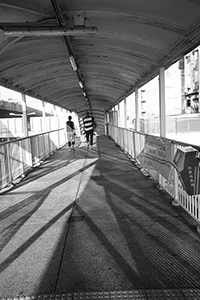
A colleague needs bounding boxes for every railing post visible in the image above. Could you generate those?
[6,143,12,183]
[19,140,24,174]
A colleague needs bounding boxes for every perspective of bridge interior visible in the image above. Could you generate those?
[0,1,200,300]
[0,0,200,130]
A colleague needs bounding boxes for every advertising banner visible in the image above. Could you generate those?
[137,135,172,179]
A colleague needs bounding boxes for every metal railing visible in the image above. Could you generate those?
[0,128,66,190]
[108,124,200,224]
[139,115,200,135]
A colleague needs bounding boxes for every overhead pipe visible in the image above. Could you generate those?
[50,0,93,107]
[51,0,94,105]
[2,26,98,36]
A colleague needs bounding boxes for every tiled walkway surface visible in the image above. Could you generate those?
[0,136,200,300]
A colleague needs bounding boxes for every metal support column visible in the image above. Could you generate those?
[135,88,140,131]
[21,93,28,137]
[159,67,166,137]
[180,58,186,113]
[124,97,127,128]
[53,104,57,116]
[111,109,114,125]
[110,108,113,125]
[198,47,200,110]
[42,101,46,132]
[108,111,110,131]
[118,103,120,127]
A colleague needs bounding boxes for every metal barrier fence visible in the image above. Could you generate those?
[108,124,200,224]
[0,128,66,190]
[139,115,200,135]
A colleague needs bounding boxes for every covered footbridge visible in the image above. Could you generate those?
[0,1,200,299]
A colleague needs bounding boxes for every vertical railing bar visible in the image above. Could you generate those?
[6,143,12,183]
[19,139,24,175]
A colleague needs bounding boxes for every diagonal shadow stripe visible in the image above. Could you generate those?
[0,202,73,274]
[0,160,98,221]
[75,204,144,287]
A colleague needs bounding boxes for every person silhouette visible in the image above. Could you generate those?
[66,115,75,151]
[83,111,97,149]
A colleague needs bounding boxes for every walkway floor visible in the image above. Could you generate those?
[0,136,200,300]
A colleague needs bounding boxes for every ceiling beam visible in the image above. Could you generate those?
[0,0,52,16]
[67,10,187,36]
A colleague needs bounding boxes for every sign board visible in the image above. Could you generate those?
[172,146,199,195]
[137,135,172,179]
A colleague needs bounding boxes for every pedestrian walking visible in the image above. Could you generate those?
[83,111,97,149]
[66,115,75,151]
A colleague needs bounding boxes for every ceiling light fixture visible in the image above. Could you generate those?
[9,113,21,116]
[83,91,86,97]
[69,55,77,71]
[79,81,83,88]
[9,112,36,116]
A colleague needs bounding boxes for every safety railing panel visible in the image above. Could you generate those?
[9,140,24,179]
[0,144,10,188]
[108,124,200,224]
[20,139,32,172]
[0,128,66,190]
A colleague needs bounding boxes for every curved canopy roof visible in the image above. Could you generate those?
[0,0,200,126]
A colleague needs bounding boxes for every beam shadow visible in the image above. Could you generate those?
[0,159,98,261]
[0,203,73,274]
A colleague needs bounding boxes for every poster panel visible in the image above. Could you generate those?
[137,135,172,179]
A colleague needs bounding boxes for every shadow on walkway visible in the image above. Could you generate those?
[0,136,200,299]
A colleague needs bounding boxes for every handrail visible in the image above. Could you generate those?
[108,124,200,225]
[0,128,66,191]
